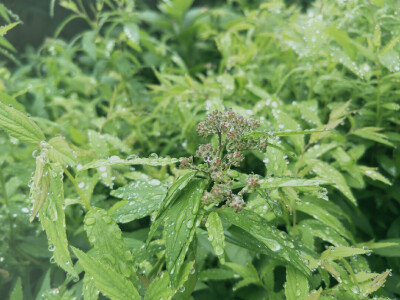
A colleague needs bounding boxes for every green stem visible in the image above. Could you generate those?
[63,167,91,210]
[0,167,14,243]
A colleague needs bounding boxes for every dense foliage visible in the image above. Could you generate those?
[0,0,399,299]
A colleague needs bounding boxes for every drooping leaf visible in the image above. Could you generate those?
[164,178,207,284]
[259,178,330,189]
[72,247,140,300]
[351,127,394,147]
[48,136,76,166]
[39,164,77,278]
[218,208,311,276]
[0,100,45,144]
[359,166,391,185]
[109,179,168,223]
[84,207,139,287]
[285,265,309,300]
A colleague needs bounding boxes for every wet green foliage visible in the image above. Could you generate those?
[0,0,399,299]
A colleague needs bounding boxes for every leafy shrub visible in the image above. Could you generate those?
[0,0,399,299]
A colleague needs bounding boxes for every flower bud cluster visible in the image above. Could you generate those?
[181,110,266,211]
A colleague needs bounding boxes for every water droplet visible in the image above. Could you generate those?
[149,153,158,159]
[85,217,96,225]
[179,286,185,293]
[48,244,55,252]
[215,246,224,256]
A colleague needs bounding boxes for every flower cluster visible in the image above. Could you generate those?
[180,109,266,211]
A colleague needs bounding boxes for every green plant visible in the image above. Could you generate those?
[1,0,400,299]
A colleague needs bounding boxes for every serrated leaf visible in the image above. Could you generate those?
[30,151,50,221]
[109,179,168,223]
[359,166,391,185]
[83,274,99,300]
[225,262,261,290]
[84,207,139,286]
[206,212,225,263]
[0,100,45,144]
[306,288,322,300]
[361,269,391,295]
[307,159,356,205]
[80,156,180,171]
[164,179,206,284]
[297,201,351,240]
[9,278,23,300]
[285,265,309,300]
[39,164,77,277]
[0,21,20,36]
[48,136,76,165]
[144,273,174,300]
[298,219,349,247]
[172,259,197,298]
[321,246,371,260]
[351,127,394,147]
[147,171,197,243]
[88,130,108,157]
[219,208,310,276]
[0,91,25,112]
[260,178,329,189]
[72,247,140,300]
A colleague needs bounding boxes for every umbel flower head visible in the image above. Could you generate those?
[180,109,266,211]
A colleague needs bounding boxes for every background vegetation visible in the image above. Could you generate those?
[0,0,399,299]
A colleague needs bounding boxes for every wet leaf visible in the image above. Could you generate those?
[0,99,45,144]
[80,156,180,171]
[109,179,168,223]
[206,212,226,263]
[144,272,174,300]
[285,265,308,300]
[72,247,140,300]
[84,207,139,287]
[218,208,311,276]
[9,278,22,300]
[39,164,77,278]
[48,136,76,166]
[164,179,207,284]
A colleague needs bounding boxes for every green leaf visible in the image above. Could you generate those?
[298,220,349,247]
[297,201,351,240]
[259,178,329,189]
[109,179,168,223]
[206,212,226,263]
[0,100,45,144]
[29,152,50,222]
[147,171,197,243]
[321,246,371,260]
[84,207,139,286]
[80,156,180,171]
[172,259,198,298]
[71,247,140,300]
[0,91,25,112]
[361,269,391,295]
[225,262,261,290]
[359,166,391,185]
[164,178,207,284]
[124,23,140,44]
[0,21,20,36]
[144,273,174,300]
[307,159,356,205]
[83,274,99,300]
[351,127,394,147]
[218,208,311,276]
[9,278,23,300]
[365,239,400,257]
[306,288,322,300]
[198,268,237,281]
[39,164,77,277]
[88,130,108,157]
[285,265,309,300]
[48,136,76,166]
